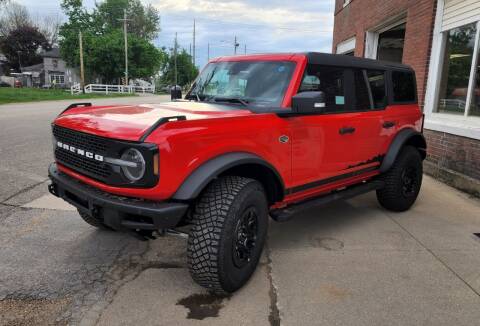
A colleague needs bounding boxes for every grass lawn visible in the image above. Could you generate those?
[0,87,137,105]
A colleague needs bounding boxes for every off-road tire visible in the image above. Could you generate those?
[376,145,423,212]
[188,176,268,294]
[78,209,110,229]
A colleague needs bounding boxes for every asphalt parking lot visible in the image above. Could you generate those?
[1,97,480,325]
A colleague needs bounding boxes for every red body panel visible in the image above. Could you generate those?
[54,53,423,206]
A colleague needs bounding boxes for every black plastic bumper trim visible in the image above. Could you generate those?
[48,163,188,231]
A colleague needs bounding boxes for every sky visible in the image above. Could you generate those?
[15,0,335,67]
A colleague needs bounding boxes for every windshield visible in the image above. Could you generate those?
[186,61,295,107]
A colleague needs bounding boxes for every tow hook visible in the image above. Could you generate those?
[48,183,58,197]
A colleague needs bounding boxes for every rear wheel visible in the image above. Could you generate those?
[188,176,268,294]
[376,146,423,212]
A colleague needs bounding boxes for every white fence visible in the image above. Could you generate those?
[71,83,155,95]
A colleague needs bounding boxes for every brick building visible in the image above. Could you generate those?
[333,0,480,195]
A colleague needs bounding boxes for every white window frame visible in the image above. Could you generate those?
[364,16,407,60]
[336,36,356,55]
[423,0,480,140]
[50,74,65,85]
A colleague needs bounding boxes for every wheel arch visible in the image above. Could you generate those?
[380,128,427,173]
[172,152,285,204]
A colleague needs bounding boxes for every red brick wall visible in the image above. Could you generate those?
[332,0,437,107]
[424,129,480,180]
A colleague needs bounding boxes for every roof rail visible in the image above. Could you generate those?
[59,102,92,116]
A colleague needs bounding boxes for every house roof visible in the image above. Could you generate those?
[21,63,44,72]
[41,48,61,58]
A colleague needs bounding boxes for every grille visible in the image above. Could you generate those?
[53,125,108,153]
[55,149,111,179]
[53,126,111,181]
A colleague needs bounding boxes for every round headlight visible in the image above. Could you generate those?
[120,148,145,182]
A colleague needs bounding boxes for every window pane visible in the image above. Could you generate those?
[354,69,372,110]
[437,23,477,115]
[392,71,416,102]
[299,65,345,113]
[377,23,406,63]
[469,49,480,116]
[367,70,387,108]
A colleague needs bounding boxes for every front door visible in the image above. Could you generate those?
[289,64,387,191]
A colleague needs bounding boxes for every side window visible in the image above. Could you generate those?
[392,71,416,103]
[366,70,387,109]
[353,69,372,110]
[298,65,346,113]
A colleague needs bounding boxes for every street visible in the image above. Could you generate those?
[1,97,480,325]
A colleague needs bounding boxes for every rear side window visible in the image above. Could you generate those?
[366,70,387,109]
[299,65,346,113]
[392,71,416,103]
[354,69,373,110]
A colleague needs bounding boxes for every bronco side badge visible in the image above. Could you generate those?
[279,135,289,143]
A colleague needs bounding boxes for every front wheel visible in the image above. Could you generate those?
[376,146,423,212]
[188,176,268,294]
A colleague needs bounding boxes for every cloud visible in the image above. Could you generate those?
[152,0,332,31]
[152,0,334,66]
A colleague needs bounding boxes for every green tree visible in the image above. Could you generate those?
[94,0,160,41]
[59,0,163,83]
[0,25,50,71]
[160,49,199,87]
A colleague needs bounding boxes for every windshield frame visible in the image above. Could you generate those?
[186,58,299,110]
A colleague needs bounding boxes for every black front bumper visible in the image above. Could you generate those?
[48,163,188,231]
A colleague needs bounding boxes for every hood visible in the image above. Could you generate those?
[54,101,253,141]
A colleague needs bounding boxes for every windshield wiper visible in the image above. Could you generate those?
[186,91,201,102]
[212,97,249,106]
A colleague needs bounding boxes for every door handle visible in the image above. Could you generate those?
[383,121,395,128]
[339,127,355,135]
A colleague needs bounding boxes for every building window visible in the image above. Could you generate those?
[336,36,356,55]
[423,1,480,140]
[468,39,480,117]
[50,74,65,85]
[437,23,478,115]
[377,23,406,63]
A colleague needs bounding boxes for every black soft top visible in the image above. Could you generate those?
[305,52,413,72]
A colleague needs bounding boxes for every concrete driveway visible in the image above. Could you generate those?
[1,98,480,325]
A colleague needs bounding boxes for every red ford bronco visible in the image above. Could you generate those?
[48,53,426,293]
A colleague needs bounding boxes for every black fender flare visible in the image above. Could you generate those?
[380,128,427,173]
[172,152,285,201]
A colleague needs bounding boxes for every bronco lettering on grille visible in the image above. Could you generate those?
[56,141,104,162]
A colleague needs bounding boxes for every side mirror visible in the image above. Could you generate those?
[291,91,326,114]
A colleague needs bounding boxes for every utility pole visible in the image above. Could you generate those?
[16,51,22,70]
[117,9,131,86]
[244,44,247,55]
[234,36,238,55]
[207,43,210,61]
[79,31,85,93]
[193,19,196,67]
[174,32,178,86]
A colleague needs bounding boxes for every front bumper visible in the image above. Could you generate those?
[48,163,188,231]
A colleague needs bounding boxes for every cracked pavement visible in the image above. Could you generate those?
[1,98,480,325]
